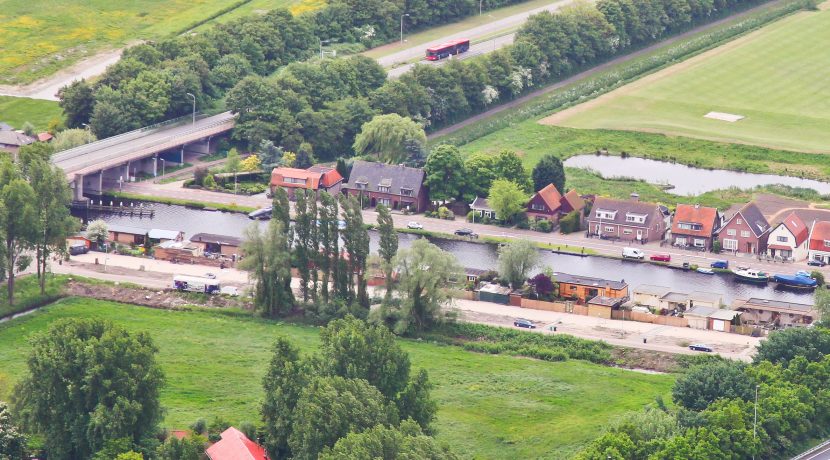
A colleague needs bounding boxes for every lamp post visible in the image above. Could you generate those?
[186,92,196,125]
[400,13,410,43]
[480,0,483,15]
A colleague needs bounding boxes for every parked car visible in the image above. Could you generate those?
[514,318,536,329]
[650,253,671,262]
[69,242,88,255]
[407,221,423,230]
[220,286,239,297]
[689,344,713,352]
[622,247,645,260]
[808,259,826,267]
[454,228,478,238]
[710,260,729,269]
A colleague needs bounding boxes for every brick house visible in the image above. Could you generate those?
[766,211,809,261]
[716,202,770,254]
[671,204,721,250]
[341,160,428,212]
[554,272,629,303]
[807,220,830,265]
[269,165,343,199]
[585,195,667,243]
[526,184,585,222]
[0,130,35,156]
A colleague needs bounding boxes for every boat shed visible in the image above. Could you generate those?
[476,283,513,304]
[732,298,817,328]
[587,295,627,319]
[632,285,671,309]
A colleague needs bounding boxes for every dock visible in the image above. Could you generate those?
[71,200,155,217]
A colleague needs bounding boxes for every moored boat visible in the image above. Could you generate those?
[696,267,714,274]
[732,266,769,283]
[772,270,817,289]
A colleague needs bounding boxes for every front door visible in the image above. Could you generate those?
[586,288,599,300]
[636,229,643,240]
[747,242,754,254]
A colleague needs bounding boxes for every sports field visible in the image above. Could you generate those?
[543,7,830,153]
[0,0,318,85]
[0,297,674,459]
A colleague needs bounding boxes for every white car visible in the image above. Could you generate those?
[220,286,239,297]
[407,221,423,230]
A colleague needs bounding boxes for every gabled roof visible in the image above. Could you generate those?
[0,130,35,147]
[342,161,425,198]
[809,221,830,251]
[37,132,53,142]
[553,272,627,290]
[307,165,343,188]
[633,284,671,297]
[775,211,808,246]
[205,427,267,460]
[270,167,324,189]
[672,204,719,237]
[533,184,563,212]
[107,224,148,235]
[470,196,493,211]
[724,202,769,237]
[560,189,585,212]
[588,197,662,228]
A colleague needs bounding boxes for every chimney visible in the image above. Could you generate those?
[630,193,639,202]
[694,203,700,209]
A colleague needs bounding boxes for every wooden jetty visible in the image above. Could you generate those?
[71,200,155,217]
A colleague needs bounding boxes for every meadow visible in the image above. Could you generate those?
[0,96,63,131]
[0,0,315,85]
[0,297,675,459]
[545,7,830,153]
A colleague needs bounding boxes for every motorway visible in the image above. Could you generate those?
[384,0,580,78]
[794,441,830,460]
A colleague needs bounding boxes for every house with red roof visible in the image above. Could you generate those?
[269,165,343,200]
[808,220,830,265]
[526,184,585,223]
[715,202,770,255]
[670,204,721,250]
[766,212,809,261]
[205,427,268,460]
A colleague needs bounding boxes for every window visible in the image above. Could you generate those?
[723,239,738,250]
[378,186,390,193]
[595,209,617,220]
[741,230,751,238]
[625,213,647,224]
[605,226,615,233]
[284,177,306,185]
[378,198,391,206]
[675,237,687,246]
[777,235,788,243]
[678,222,703,231]
[736,218,743,225]
[531,203,545,211]
[356,181,368,190]
[824,240,830,248]
[400,188,413,196]
[623,229,633,235]
[569,285,577,291]
[694,238,706,247]
[727,229,736,236]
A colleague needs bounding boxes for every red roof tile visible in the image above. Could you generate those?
[672,204,718,237]
[205,427,267,460]
[778,212,808,246]
[534,184,563,212]
[560,189,585,213]
[809,221,830,251]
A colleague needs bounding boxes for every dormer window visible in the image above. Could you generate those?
[595,209,617,220]
[378,186,390,193]
[678,222,703,231]
[401,188,413,196]
[356,180,368,190]
[625,213,647,224]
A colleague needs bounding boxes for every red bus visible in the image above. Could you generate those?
[425,38,471,61]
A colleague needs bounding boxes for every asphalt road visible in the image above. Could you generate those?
[384,0,580,78]
[794,441,830,460]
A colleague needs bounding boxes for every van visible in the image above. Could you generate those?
[622,247,645,260]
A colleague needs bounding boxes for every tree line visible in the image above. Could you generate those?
[575,322,830,459]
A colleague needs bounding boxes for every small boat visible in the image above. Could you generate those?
[732,266,769,284]
[772,271,817,289]
[247,207,272,220]
[696,267,714,275]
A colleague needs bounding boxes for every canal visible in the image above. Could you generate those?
[77,201,815,304]
[564,155,830,195]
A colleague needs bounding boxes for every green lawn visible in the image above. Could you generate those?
[0,96,63,131]
[549,7,830,153]
[0,298,674,459]
[0,0,316,85]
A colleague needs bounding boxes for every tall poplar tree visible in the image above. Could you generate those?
[376,204,398,302]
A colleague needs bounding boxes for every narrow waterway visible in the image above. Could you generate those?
[564,155,830,195]
[76,201,814,304]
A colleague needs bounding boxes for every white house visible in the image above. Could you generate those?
[766,212,809,261]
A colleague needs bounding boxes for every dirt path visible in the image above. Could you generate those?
[0,45,135,101]
[428,0,785,140]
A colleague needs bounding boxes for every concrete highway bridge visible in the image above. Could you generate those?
[51,111,236,200]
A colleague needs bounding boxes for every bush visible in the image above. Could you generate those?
[203,174,216,189]
[535,219,552,233]
[193,167,208,186]
[466,211,475,222]
[437,206,454,220]
[559,210,581,234]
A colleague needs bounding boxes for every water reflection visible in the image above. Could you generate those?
[564,155,830,196]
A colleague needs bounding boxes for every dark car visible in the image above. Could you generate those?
[454,228,478,238]
[710,260,729,269]
[514,318,536,329]
[69,242,88,255]
[689,344,713,352]
[808,259,827,267]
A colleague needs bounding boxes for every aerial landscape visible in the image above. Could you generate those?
[1,0,830,458]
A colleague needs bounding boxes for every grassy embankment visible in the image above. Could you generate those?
[0,297,675,459]
[0,96,63,131]
[109,191,257,214]
[0,0,315,86]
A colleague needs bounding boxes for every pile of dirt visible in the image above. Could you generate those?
[64,280,253,311]
[611,347,681,373]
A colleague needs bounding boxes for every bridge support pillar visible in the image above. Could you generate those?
[73,174,84,201]
[98,171,103,193]
[153,154,158,177]
[180,147,185,165]
[124,161,131,182]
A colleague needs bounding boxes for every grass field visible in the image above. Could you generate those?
[545,7,830,153]
[0,96,63,131]
[0,0,318,85]
[0,298,674,458]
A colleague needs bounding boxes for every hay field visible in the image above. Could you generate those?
[0,0,318,85]
[543,7,830,153]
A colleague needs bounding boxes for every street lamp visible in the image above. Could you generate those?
[400,13,410,43]
[186,92,196,125]
[480,0,483,15]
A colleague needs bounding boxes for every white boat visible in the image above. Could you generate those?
[696,267,714,275]
[732,266,768,284]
